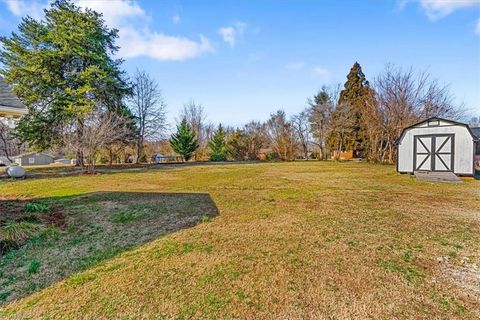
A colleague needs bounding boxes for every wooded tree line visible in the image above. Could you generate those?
[0,0,473,172]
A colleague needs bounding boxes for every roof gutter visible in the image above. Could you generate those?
[0,105,28,115]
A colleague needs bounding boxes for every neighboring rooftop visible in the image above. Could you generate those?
[471,127,480,140]
[0,77,26,110]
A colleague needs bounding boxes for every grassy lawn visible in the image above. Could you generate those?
[0,161,479,319]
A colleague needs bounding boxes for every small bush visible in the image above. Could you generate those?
[210,153,227,162]
[266,151,279,161]
[28,260,41,274]
[23,202,49,213]
[0,221,42,248]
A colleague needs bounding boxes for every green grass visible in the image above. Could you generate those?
[23,202,49,213]
[0,161,479,319]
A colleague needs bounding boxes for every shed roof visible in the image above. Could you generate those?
[14,152,54,159]
[396,117,479,145]
[0,77,26,110]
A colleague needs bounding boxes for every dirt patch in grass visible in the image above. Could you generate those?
[439,258,480,297]
[0,200,66,230]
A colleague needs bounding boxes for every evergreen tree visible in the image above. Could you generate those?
[227,129,248,161]
[170,118,199,161]
[333,62,375,155]
[308,86,335,160]
[208,124,227,161]
[0,0,131,166]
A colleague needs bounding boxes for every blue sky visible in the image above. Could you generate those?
[0,0,479,127]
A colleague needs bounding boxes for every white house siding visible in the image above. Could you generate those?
[397,120,475,175]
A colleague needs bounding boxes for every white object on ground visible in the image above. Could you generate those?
[6,165,26,178]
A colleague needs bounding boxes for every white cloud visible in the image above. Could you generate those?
[311,67,331,82]
[76,0,145,26]
[285,62,306,71]
[218,21,248,48]
[3,0,214,61]
[399,0,480,21]
[218,27,236,47]
[172,14,181,24]
[3,0,49,19]
[118,28,213,60]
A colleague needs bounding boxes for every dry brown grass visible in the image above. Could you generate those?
[0,161,479,319]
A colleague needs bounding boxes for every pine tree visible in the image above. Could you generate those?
[170,118,199,161]
[208,124,227,161]
[0,0,131,166]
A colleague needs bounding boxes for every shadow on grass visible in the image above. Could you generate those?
[0,161,263,181]
[0,191,219,306]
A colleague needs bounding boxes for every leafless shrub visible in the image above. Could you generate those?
[65,111,132,174]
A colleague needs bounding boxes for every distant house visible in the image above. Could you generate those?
[14,152,54,166]
[396,117,478,176]
[0,77,27,129]
[257,148,274,161]
[153,154,183,163]
[0,156,11,166]
[332,150,354,160]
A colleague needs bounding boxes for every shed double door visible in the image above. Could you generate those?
[413,134,454,172]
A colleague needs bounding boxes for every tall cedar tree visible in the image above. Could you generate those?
[170,118,199,161]
[333,62,374,155]
[0,0,131,166]
[208,124,227,161]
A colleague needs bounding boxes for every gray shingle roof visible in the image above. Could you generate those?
[0,77,26,109]
[471,127,480,139]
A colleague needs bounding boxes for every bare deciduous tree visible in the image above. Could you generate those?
[308,85,339,160]
[180,100,208,160]
[66,111,132,174]
[469,116,480,127]
[243,121,267,160]
[129,70,167,163]
[369,64,464,163]
[0,122,21,162]
[328,103,356,159]
[267,110,297,161]
[291,109,310,159]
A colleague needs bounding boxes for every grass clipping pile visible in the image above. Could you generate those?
[0,200,66,256]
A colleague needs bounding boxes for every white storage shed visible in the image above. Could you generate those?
[396,117,478,176]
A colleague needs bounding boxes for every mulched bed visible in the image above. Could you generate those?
[0,199,67,229]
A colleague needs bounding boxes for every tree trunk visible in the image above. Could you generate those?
[108,148,114,166]
[136,138,143,164]
[76,120,84,168]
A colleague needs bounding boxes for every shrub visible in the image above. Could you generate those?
[28,260,41,274]
[210,153,227,162]
[266,151,279,161]
[23,202,49,213]
[0,221,42,248]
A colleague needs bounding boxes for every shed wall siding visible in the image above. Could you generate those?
[398,125,474,175]
[15,154,53,166]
